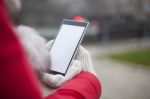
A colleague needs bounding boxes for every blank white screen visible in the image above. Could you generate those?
[50,24,85,74]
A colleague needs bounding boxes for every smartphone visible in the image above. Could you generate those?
[49,19,89,75]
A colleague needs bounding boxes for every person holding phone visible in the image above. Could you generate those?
[0,0,102,99]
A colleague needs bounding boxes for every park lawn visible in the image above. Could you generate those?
[108,48,150,66]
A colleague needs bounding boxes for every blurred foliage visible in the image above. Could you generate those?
[108,48,150,66]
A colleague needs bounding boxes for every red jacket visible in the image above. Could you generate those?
[0,1,101,99]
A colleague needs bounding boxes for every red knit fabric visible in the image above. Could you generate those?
[46,71,101,99]
[0,1,42,98]
[0,1,101,99]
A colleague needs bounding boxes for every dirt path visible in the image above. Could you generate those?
[85,40,150,99]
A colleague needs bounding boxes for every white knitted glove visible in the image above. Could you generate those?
[42,40,97,88]
[16,25,50,74]
[75,46,97,76]
[42,60,82,88]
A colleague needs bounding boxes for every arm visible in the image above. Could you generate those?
[46,71,101,99]
[0,3,42,99]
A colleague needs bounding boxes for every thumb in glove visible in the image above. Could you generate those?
[42,60,82,88]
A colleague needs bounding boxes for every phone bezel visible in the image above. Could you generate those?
[49,19,89,76]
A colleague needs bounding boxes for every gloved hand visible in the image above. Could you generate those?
[42,40,82,88]
[76,46,97,76]
[42,40,97,88]
[16,25,50,75]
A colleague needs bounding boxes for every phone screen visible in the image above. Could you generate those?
[49,20,88,75]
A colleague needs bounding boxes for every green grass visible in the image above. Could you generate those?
[108,48,150,66]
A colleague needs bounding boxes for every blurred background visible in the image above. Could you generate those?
[17,0,150,99]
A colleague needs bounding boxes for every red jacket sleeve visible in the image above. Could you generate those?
[46,71,102,99]
[0,2,42,99]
